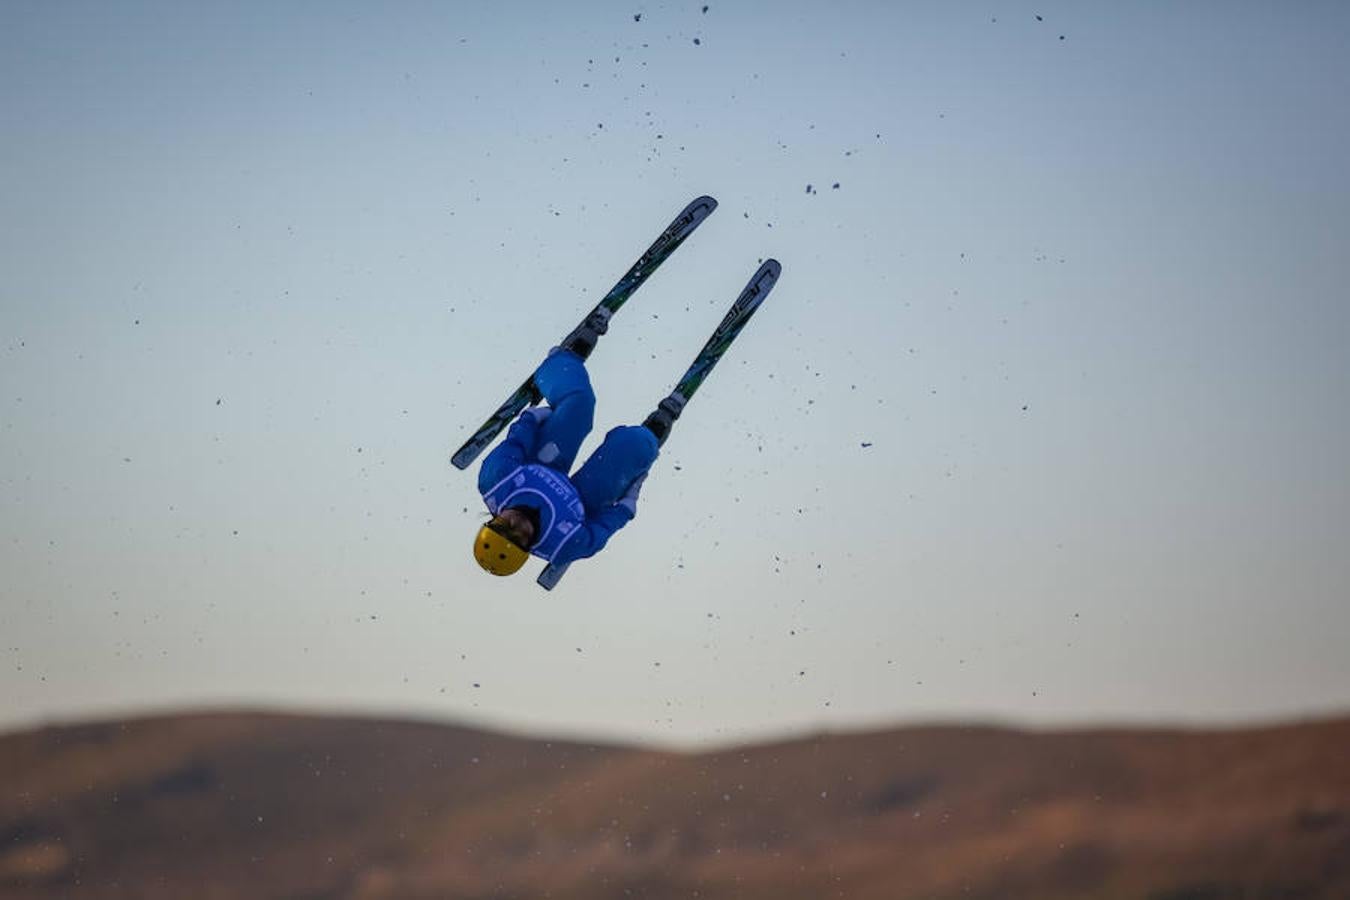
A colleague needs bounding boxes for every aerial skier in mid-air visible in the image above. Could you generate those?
[449,195,780,589]
[472,346,658,579]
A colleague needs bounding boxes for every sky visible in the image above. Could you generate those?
[2,1,1348,748]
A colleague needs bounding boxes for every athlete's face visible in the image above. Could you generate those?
[494,507,535,548]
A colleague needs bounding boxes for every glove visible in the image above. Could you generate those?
[617,472,649,515]
[521,405,553,424]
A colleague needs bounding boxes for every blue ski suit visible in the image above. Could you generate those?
[477,349,660,568]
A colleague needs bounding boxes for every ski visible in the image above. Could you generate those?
[451,195,718,470]
[641,258,781,447]
[538,258,782,590]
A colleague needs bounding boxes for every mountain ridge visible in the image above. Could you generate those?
[2,710,1347,898]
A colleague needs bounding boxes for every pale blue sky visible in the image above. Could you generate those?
[2,1,1348,746]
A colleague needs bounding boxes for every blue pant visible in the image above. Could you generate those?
[571,425,659,513]
[534,350,659,513]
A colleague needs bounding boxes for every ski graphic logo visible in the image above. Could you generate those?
[618,200,714,288]
[672,260,779,403]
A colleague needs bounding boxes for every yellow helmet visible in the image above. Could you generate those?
[473,522,529,576]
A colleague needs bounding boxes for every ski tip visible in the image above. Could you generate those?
[537,562,570,591]
[688,195,718,214]
[757,258,782,286]
[450,445,478,470]
[452,436,493,469]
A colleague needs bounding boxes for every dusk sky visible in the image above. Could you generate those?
[3,1,1348,747]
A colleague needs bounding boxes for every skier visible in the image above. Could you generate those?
[473,347,659,576]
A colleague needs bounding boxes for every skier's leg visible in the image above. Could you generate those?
[532,348,595,472]
[571,425,660,513]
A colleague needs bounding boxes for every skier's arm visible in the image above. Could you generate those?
[557,505,635,563]
[477,406,550,493]
[553,473,648,563]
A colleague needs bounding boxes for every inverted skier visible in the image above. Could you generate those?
[465,256,778,587]
[473,348,660,577]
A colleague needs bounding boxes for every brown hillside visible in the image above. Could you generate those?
[1,712,1347,899]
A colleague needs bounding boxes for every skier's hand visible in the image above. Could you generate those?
[617,472,648,516]
[521,405,553,424]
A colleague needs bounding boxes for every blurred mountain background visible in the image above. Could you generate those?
[2,711,1347,899]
